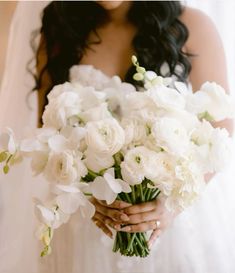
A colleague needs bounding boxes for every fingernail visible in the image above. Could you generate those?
[120,214,129,221]
[120,226,131,232]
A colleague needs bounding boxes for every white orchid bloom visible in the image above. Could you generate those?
[55,185,95,218]
[0,127,17,154]
[35,203,70,229]
[89,168,131,205]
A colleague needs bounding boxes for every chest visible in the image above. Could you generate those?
[80,23,137,80]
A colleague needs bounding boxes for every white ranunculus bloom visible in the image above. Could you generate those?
[191,120,232,172]
[121,118,147,146]
[191,82,234,121]
[121,146,160,185]
[47,82,78,102]
[146,85,186,111]
[69,64,110,90]
[84,149,114,173]
[43,92,81,130]
[44,151,78,184]
[74,86,106,111]
[150,117,190,156]
[89,168,131,204]
[85,118,125,155]
[102,75,136,113]
[121,92,157,117]
[0,127,17,154]
[79,102,111,123]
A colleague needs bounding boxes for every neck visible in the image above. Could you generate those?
[107,1,132,25]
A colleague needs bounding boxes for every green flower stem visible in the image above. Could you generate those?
[88,170,99,179]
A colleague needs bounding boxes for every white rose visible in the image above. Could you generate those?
[44,151,78,184]
[42,92,80,130]
[85,118,125,155]
[121,146,160,185]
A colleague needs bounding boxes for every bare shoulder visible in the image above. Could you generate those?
[179,6,221,53]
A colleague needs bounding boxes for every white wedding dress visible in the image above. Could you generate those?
[1,2,235,273]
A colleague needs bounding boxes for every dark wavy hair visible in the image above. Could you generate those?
[36,1,191,106]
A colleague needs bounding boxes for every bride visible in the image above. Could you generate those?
[0,1,235,273]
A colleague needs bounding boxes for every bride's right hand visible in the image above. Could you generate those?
[89,197,131,238]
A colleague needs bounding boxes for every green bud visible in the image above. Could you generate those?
[198,111,214,122]
[0,151,8,163]
[136,66,146,74]
[3,165,9,174]
[131,55,138,65]
[133,73,144,81]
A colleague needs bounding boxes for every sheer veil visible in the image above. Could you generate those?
[0,2,50,273]
[1,2,235,273]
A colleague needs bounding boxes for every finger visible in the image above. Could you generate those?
[93,212,117,229]
[148,229,162,249]
[95,201,130,222]
[117,220,158,233]
[97,199,132,209]
[92,218,113,239]
[124,210,159,225]
[123,200,157,215]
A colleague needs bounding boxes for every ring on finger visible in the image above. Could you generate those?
[155,220,161,229]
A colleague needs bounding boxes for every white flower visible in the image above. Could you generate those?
[42,92,81,129]
[55,185,95,217]
[150,117,190,156]
[102,76,135,113]
[35,203,70,229]
[121,118,147,146]
[186,82,234,121]
[44,151,81,184]
[85,118,125,155]
[69,64,110,90]
[47,82,77,102]
[84,149,114,173]
[121,146,160,185]
[89,168,131,204]
[0,127,17,154]
[191,120,232,172]
[146,85,185,110]
[79,103,111,123]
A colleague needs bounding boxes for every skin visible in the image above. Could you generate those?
[37,1,234,248]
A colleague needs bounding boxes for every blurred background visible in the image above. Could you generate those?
[0,0,235,92]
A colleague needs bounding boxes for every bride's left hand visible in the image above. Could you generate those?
[112,197,180,248]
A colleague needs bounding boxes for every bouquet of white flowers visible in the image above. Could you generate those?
[0,56,233,257]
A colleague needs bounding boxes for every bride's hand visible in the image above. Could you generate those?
[113,197,180,248]
[89,197,131,239]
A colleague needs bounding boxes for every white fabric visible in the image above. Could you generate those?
[0,1,235,273]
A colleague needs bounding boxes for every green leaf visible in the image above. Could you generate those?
[0,151,8,163]
[3,165,9,174]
